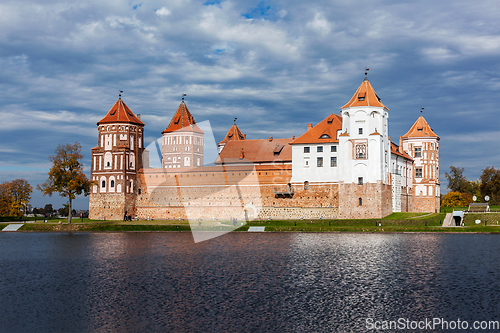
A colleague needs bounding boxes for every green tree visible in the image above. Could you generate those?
[44,204,54,216]
[37,143,92,224]
[479,166,500,205]
[445,166,469,193]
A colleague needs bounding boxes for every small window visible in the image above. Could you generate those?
[101,180,106,188]
[317,157,323,167]
[331,146,337,152]
[415,167,423,178]
[414,147,422,158]
[319,134,331,139]
[317,146,323,153]
[106,162,110,167]
[358,177,363,185]
[186,146,189,151]
[304,158,309,167]
[304,147,310,153]
[359,198,362,206]
[304,181,309,190]
[110,180,115,188]
[138,189,141,195]
[358,92,366,101]
[359,128,363,135]
[330,157,337,167]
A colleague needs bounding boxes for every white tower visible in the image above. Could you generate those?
[338,77,392,218]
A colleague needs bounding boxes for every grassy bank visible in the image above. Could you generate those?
[3,212,498,233]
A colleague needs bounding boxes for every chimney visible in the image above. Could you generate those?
[269,137,273,142]
[244,134,246,139]
[307,124,313,131]
[292,135,295,140]
[137,114,141,120]
[239,148,245,159]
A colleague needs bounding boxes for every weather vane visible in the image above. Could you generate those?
[119,90,123,99]
[364,68,370,76]
[234,117,237,124]
[421,107,424,114]
[182,93,186,102]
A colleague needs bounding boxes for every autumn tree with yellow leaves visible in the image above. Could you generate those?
[38,143,92,224]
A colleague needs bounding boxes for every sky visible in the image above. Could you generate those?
[1,0,499,210]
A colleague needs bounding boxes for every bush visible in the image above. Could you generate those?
[441,192,472,207]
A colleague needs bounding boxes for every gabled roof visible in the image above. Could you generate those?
[290,114,343,145]
[215,138,293,164]
[162,102,203,134]
[401,115,439,139]
[218,124,245,145]
[391,141,413,160]
[341,78,388,109]
[97,99,145,125]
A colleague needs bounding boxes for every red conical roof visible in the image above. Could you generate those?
[342,78,388,109]
[401,115,439,139]
[97,99,144,125]
[218,124,245,145]
[162,102,203,134]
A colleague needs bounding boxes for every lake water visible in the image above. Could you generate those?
[1,232,500,332]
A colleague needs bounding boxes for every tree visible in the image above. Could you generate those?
[0,179,32,217]
[37,143,92,224]
[44,204,54,216]
[441,191,471,207]
[445,166,469,193]
[479,166,500,205]
[7,179,33,216]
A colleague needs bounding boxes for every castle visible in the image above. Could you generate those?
[89,77,440,220]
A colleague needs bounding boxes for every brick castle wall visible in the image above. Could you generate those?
[338,181,393,219]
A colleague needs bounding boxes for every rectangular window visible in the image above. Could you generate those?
[415,167,423,178]
[304,147,310,153]
[330,157,337,167]
[414,147,422,158]
[317,146,323,153]
[358,177,363,185]
[359,128,363,135]
[304,158,309,167]
[317,157,323,167]
[331,146,337,152]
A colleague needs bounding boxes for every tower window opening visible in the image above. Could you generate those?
[111,180,115,188]
[359,198,362,206]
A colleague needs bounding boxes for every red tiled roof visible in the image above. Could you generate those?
[342,78,388,109]
[290,114,343,144]
[162,102,203,134]
[391,141,413,160]
[97,99,144,125]
[219,124,246,145]
[401,115,439,139]
[215,138,293,164]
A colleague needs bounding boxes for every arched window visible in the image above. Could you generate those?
[111,180,115,188]
[359,198,362,206]
[304,181,309,190]
[102,180,106,188]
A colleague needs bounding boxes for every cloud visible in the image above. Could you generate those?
[0,0,499,207]
[155,7,171,16]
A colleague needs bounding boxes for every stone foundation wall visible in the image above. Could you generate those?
[338,181,393,219]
